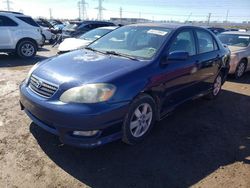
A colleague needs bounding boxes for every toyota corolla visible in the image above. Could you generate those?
[20,24,230,148]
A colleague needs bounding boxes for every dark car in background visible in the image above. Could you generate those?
[62,20,115,38]
[207,27,227,35]
[20,24,230,148]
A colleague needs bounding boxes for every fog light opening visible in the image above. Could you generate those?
[73,130,99,137]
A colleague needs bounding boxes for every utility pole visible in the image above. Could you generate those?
[77,1,82,20]
[81,0,88,20]
[207,13,212,25]
[120,7,122,24]
[225,9,229,22]
[185,12,192,23]
[95,0,105,20]
[49,8,53,19]
[4,0,13,11]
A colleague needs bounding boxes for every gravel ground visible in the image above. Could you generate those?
[0,45,250,188]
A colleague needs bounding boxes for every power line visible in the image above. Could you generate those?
[95,0,105,20]
[77,0,88,20]
[81,0,88,20]
[77,1,81,20]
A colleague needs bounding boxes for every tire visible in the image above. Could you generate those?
[16,40,37,58]
[235,59,247,79]
[122,94,156,145]
[205,73,223,100]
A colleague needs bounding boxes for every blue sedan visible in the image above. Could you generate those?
[20,24,230,148]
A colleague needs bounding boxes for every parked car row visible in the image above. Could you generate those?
[0,11,115,58]
[0,11,43,58]
[20,23,232,148]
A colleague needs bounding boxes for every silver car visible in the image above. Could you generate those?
[218,31,250,78]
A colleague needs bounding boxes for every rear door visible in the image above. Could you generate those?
[193,29,221,92]
[0,15,18,49]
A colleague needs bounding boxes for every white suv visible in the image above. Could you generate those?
[0,11,43,58]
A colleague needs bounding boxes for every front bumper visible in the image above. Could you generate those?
[19,82,129,148]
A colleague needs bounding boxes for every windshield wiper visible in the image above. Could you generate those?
[104,51,139,61]
[85,47,106,54]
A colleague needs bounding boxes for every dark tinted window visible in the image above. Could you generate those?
[196,30,217,53]
[169,30,196,56]
[16,16,39,27]
[0,16,18,26]
[36,20,48,27]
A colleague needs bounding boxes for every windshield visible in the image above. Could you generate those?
[79,28,113,41]
[88,26,172,59]
[218,34,250,47]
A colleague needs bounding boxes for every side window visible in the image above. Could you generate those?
[16,16,39,27]
[196,30,217,53]
[0,16,18,26]
[169,30,196,56]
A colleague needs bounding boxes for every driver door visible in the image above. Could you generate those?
[159,29,200,110]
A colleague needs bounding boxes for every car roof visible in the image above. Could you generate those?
[97,26,118,30]
[0,11,24,15]
[76,20,114,25]
[220,31,250,35]
[127,23,201,30]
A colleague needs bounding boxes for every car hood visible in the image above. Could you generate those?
[33,49,146,87]
[58,38,92,52]
[228,45,246,53]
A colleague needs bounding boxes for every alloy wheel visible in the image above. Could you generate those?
[21,43,35,57]
[213,75,222,96]
[129,103,153,138]
[236,62,246,78]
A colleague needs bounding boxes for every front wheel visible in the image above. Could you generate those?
[205,73,223,100]
[122,94,156,145]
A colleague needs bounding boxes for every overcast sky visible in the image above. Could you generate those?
[1,0,250,22]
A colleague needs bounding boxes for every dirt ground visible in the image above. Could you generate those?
[0,45,250,188]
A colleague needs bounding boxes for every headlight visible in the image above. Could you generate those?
[60,83,116,103]
[25,63,39,84]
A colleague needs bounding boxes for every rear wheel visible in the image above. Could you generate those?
[16,40,37,58]
[122,94,156,145]
[235,60,247,78]
[205,73,222,100]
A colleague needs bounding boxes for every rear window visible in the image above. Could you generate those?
[218,34,250,47]
[16,16,39,27]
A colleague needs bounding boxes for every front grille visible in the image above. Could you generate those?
[28,75,58,98]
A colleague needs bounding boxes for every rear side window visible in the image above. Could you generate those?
[16,16,39,27]
[196,30,217,53]
[169,30,196,56]
[0,16,18,26]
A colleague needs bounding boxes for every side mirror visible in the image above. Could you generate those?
[160,51,189,65]
[167,51,189,61]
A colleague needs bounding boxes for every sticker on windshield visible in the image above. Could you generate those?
[147,29,168,36]
[239,36,250,39]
